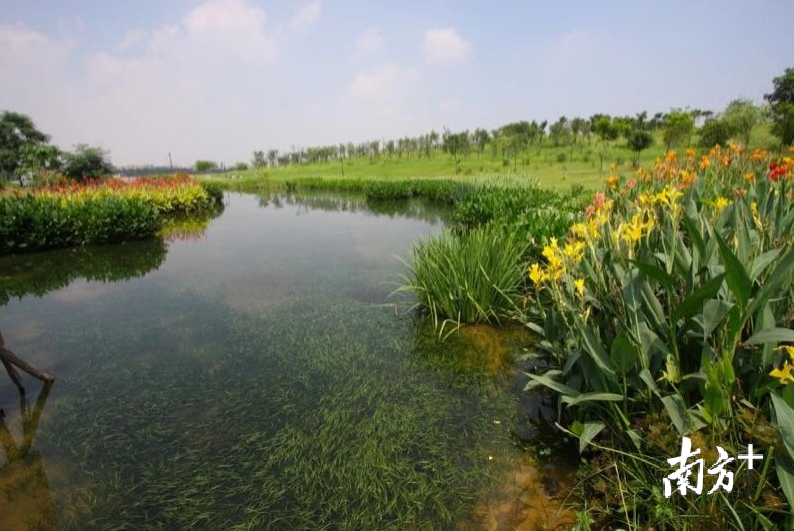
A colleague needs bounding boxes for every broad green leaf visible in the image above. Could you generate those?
[661,394,691,435]
[671,273,726,323]
[523,371,580,397]
[699,299,733,338]
[562,392,626,407]
[772,393,794,459]
[610,332,635,374]
[575,421,605,453]
[715,231,752,308]
[581,324,616,377]
[746,244,794,319]
[775,453,794,520]
[743,328,794,346]
[750,248,782,280]
[630,259,675,294]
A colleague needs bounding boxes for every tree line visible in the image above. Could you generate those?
[226,67,794,173]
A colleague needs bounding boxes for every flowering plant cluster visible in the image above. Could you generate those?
[523,144,794,526]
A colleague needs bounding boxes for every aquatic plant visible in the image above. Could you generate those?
[524,145,794,528]
[400,223,530,329]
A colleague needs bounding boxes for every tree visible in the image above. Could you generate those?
[234,162,248,171]
[548,116,572,147]
[627,129,653,165]
[472,128,489,159]
[252,150,266,168]
[194,160,218,173]
[0,111,50,180]
[591,115,619,143]
[698,118,732,148]
[765,67,794,146]
[723,98,761,146]
[267,149,278,167]
[441,128,468,168]
[18,144,61,178]
[662,111,694,150]
[63,145,113,181]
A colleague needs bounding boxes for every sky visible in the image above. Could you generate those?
[1,0,793,167]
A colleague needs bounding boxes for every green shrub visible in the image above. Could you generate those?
[0,194,161,253]
[400,223,530,329]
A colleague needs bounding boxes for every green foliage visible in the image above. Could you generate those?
[723,98,762,146]
[251,150,266,168]
[765,67,794,146]
[63,144,113,181]
[627,129,653,162]
[400,223,530,327]
[662,110,695,150]
[524,153,794,527]
[200,181,224,206]
[698,118,732,148]
[194,160,218,173]
[364,179,469,204]
[234,162,248,171]
[0,194,161,253]
[0,111,50,180]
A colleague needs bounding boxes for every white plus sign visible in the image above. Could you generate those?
[738,444,763,470]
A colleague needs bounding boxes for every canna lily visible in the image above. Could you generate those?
[574,278,585,296]
[770,362,794,385]
[714,197,730,213]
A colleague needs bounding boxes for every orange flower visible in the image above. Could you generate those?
[699,156,711,170]
[665,151,678,163]
[744,172,756,183]
[686,148,695,158]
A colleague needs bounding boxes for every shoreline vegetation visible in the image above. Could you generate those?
[0,174,223,254]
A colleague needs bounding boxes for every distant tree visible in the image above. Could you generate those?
[63,145,113,181]
[194,160,218,173]
[267,149,278,167]
[627,129,653,165]
[723,98,761,146]
[662,111,695,150]
[0,111,50,180]
[765,67,794,146]
[441,128,468,167]
[549,116,572,147]
[472,128,489,159]
[18,144,61,178]
[591,115,619,143]
[252,150,266,168]
[235,162,248,171]
[698,118,732,148]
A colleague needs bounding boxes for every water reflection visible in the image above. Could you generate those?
[0,240,167,305]
[0,381,57,531]
[257,191,450,224]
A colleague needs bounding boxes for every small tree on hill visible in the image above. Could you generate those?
[627,129,653,166]
[723,98,761,146]
[698,118,732,148]
[662,111,694,150]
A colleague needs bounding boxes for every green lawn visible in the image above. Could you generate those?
[201,124,779,192]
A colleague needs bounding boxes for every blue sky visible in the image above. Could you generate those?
[2,0,792,166]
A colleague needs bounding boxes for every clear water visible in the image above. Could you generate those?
[0,193,530,530]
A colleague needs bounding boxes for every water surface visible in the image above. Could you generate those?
[0,193,534,530]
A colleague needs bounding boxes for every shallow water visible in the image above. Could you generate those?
[0,192,565,530]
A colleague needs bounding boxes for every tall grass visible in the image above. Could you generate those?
[400,224,529,329]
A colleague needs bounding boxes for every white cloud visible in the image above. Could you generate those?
[355,27,382,56]
[291,2,322,30]
[116,29,147,51]
[424,27,471,64]
[349,64,418,99]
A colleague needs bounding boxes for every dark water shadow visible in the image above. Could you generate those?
[0,239,168,306]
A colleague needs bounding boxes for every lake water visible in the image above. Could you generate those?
[0,192,564,530]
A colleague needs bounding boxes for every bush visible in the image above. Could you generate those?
[400,223,530,328]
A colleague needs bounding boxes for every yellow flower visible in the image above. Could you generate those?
[606,174,618,189]
[714,197,730,213]
[562,241,585,263]
[574,278,585,296]
[770,362,794,385]
[653,185,683,210]
[744,172,756,183]
[528,263,546,286]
